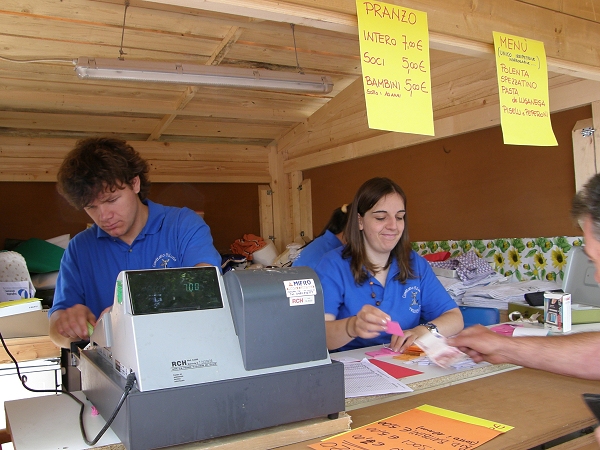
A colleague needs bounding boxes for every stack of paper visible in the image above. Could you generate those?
[334,358,413,398]
[0,298,42,317]
[461,280,560,309]
[438,273,507,304]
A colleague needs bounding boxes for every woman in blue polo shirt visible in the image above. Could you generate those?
[315,177,463,352]
[292,203,350,270]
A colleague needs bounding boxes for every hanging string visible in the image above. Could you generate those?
[119,1,130,60]
[290,23,304,74]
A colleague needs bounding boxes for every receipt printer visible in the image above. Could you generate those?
[80,266,344,450]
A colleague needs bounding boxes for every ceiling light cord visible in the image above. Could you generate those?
[119,1,130,60]
[0,55,75,64]
[290,24,304,75]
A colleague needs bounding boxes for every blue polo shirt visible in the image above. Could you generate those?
[50,200,222,319]
[315,247,457,351]
[292,230,343,270]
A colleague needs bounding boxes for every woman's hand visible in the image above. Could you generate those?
[325,304,390,350]
[389,325,429,353]
[353,304,390,339]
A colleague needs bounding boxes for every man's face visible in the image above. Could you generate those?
[582,215,600,284]
[83,176,144,245]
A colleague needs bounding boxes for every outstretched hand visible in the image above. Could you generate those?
[447,324,510,364]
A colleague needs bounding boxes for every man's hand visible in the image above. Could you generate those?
[49,305,97,348]
[447,324,510,364]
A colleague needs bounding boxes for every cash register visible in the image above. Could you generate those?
[80,265,344,450]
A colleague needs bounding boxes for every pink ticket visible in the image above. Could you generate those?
[386,320,404,336]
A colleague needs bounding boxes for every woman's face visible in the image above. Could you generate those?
[358,192,406,260]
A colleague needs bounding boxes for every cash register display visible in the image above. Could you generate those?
[126,267,223,315]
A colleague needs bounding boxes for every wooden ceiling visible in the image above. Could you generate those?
[1,0,600,184]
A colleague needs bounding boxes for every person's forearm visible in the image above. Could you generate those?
[501,332,600,380]
[49,310,79,349]
[325,318,355,351]
[49,324,75,349]
[427,309,464,337]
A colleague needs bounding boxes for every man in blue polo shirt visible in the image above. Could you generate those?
[49,137,221,348]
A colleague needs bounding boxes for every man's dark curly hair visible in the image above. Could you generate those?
[57,137,150,210]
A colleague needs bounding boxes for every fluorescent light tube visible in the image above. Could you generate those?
[75,57,333,94]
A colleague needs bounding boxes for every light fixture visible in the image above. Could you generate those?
[74,57,333,94]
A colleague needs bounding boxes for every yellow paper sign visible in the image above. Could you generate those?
[493,31,557,146]
[309,406,506,450]
[417,405,513,433]
[356,0,433,135]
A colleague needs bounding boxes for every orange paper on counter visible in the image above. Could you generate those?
[309,407,503,450]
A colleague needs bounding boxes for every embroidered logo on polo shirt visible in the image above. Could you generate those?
[153,253,177,268]
[403,286,421,314]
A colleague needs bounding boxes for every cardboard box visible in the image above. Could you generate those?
[0,309,49,338]
[544,292,571,333]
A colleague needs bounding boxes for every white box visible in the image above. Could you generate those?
[544,291,571,333]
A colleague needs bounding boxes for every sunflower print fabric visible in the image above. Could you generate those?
[412,236,582,283]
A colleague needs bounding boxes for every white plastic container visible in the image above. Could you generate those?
[252,239,277,266]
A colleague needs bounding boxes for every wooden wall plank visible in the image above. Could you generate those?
[0,157,271,183]
[0,137,268,160]
[0,111,157,134]
[0,137,270,182]
[166,117,291,139]
[0,157,64,181]
[519,0,600,23]
[148,160,271,183]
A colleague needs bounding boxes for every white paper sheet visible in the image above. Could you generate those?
[341,358,413,398]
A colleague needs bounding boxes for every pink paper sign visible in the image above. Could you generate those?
[365,347,399,357]
[386,320,404,336]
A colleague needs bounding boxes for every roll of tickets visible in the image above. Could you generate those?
[415,330,467,368]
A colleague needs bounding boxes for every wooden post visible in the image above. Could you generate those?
[572,118,597,191]
[268,146,291,253]
[299,178,313,242]
[593,100,600,167]
[290,171,303,243]
[258,185,274,244]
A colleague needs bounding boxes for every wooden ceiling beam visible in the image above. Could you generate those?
[283,78,600,173]
[140,0,600,80]
[147,86,199,141]
[147,25,244,140]
[140,0,358,34]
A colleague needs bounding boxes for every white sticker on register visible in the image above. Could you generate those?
[415,330,468,369]
[283,278,317,297]
[289,296,315,306]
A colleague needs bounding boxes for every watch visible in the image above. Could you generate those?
[423,322,438,333]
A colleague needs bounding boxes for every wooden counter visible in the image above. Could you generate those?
[280,367,600,450]
[6,365,600,450]
[0,336,59,364]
